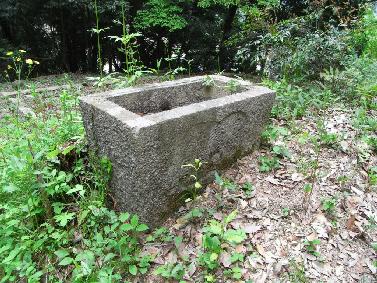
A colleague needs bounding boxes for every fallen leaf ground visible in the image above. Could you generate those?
[140,103,377,282]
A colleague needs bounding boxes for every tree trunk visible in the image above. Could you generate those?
[0,20,13,41]
[219,5,238,70]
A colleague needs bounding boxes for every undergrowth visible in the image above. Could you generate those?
[0,90,151,281]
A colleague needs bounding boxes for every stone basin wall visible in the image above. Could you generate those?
[79,75,275,227]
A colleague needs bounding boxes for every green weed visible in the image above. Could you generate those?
[198,211,246,278]
[0,88,152,282]
[322,197,337,215]
[303,239,321,257]
[181,159,205,201]
[258,155,280,172]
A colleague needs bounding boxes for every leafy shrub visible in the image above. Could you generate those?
[265,80,335,120]
[352,8,377,59]
[135,0,187,32]
[262,26,352,83]
[319,56,377,102]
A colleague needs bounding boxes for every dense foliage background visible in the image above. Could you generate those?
[0,0,372,77]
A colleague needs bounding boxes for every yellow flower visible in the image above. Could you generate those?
[19,49,26,53]
[7,65,12,69]
[25,59,33,65]
[34,60,40,65]
[6,51,13,56]
[16,57,21,62]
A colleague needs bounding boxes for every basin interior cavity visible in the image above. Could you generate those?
[109,79,247,115]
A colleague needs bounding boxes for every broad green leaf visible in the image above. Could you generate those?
[3,183,18,193]
[103,253,116,262]
[129,264,137,275]
[54,212,75,227]
[210,253,218,261]
[224,210,238,225]
[54,249,69,259]
[2,247,21,264]
[66,184,85,195]
[120,223,133,232]
[59,257,74,266]
[119,212,130,222]
[136,224,149,232]
[174,236,183,248]
[62,144,75,155]
[0,245,11,254]
[214,172,224,186]
[130,215,139,227]
[206,220,222,235]
[223,229,246,244]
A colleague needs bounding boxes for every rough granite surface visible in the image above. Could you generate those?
[79,75,275,227]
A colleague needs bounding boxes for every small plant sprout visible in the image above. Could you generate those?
[241,181,254,197]
[261,125,289,145]
[154,263,186,281]
[303,183,312,193]
[202,75,215,87]
[258,155,280,172]
[368,167,377,187]
[372,242,377,252]
[181,158,205,201]
[303,238,321,257]
[337,175,349,187]
[199,210,246,278]
[198,210,246,279]
[145,227,173,243]
[272,145,291,159]
[320,132,339,147]
[366,216,377,230]
[165,66,186,81]
[287,260,308,282]
[302,183,313,210]
[214,172,237,191]
[186,58,194,76]
[282,207,290,217]
[321,197,337,215]
[224,266,242,280]
[151,58,163,76]
[225,79,241,93]
[183,207,203,221]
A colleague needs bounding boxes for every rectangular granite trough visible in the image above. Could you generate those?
[79,75,275,227]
